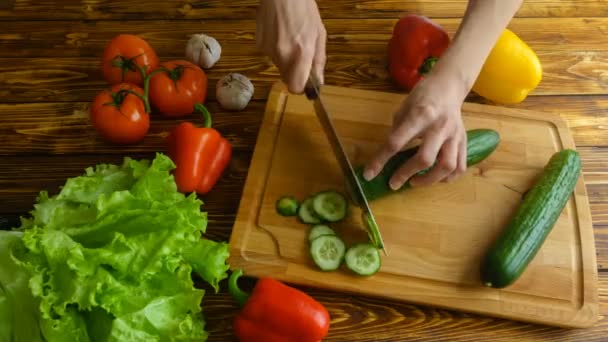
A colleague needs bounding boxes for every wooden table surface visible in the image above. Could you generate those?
[0,1,606,341]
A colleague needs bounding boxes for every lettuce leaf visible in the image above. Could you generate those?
[7,153,230,341]
[0,230,43,342]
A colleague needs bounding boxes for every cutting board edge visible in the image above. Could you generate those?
[318,83,571,129]
[228,82,290,263]
[226,254,600,329]
[227,81,600,329]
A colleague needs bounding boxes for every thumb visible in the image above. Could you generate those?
[312,27,327,85]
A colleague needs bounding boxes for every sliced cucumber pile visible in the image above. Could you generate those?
[298,197,323,224]
[308,224,336,241]
[276,196,299,216]
[309,235,345,271]
[298,191,347,224]
[344,243,381,276]
[276,190,382,276]
[312,191,347,222]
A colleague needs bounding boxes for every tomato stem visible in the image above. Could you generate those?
[112,53,143,82]
[139,66,169,114]
[194,103,212,128]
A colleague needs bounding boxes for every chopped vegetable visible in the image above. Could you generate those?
[312,190,347,222]
[276,196,300,216]
[185,33,222,69]
[472,29,542,104]
[4,153,230,341]
[166,104,232,194]
[344,243,382,276]
[149,59,208,117]
[216,73,254,111]
[298,197,323,224]
[310,235,346,271]
[90,83,150,145]
[228,269,330,342]
[388,14,450,90]
[101,34,159,87]
[308,224,336,242]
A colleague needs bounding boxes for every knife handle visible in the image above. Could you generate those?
[304,73,321,100]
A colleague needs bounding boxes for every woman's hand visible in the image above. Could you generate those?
[364,0,524,189]
[363,70,469,190]
[256,0,327,93]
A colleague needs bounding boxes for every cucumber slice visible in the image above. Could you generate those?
[344,243,381,276]
[298,197,322,224]
[309,235,345,271]
[308,225,336,242]
[276,196,299,216]
[312,191,347,222]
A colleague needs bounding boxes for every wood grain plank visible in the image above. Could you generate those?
[0,50,606,103]
[2,18,607,58]
[201,273,608,342]
[1,96,606,157]
[1,0,606,20]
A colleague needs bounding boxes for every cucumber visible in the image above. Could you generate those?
[310,235,346,271]
[355,129,500,201]
[480,149,581,288]
[276,196,299,216]
[308,225,336,242]
[298,197,323,224]
[345,243,381,276]
[312,191,347,222]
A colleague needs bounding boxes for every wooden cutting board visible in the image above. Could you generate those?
[227,82,599,328]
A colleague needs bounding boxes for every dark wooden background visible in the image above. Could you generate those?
[0,1,606,341]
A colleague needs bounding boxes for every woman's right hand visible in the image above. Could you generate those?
[256,0,327,93]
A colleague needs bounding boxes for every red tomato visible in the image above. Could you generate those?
[148,60,208,117]
[101,34,159,86]
[90,83,150,145]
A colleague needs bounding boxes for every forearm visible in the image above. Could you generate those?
[431,0,523,95]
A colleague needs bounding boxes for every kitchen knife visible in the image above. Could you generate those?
[303,75,387,255]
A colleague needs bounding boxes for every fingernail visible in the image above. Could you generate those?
[389,178,402,190]
[363,168,374,181]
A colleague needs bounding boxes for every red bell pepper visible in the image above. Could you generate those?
[388,14,450,90]
[228,269,330,342]
[166,103,232,194]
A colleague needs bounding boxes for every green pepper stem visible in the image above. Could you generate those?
[228,269,250,308]
[419,57,438,75]
[194,103,212,128]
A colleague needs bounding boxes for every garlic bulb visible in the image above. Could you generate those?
[185,33,221,69]
[216,73,254,111]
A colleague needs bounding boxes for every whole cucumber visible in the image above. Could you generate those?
[354,129,501,201]
[480,149,581,288]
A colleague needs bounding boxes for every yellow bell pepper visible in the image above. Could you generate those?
[472,29,542,104]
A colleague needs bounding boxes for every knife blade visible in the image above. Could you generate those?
[303,76,387,255]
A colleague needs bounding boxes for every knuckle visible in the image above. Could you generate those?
[276,44,292,59]
[413,103,437,119]
[439,157,456,172]
[385,136,403,153]
[288,81,304,94]
[416,152,434,169]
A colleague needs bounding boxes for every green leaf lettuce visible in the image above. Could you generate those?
[4,153,230,341]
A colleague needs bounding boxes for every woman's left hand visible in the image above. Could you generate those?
[362,69,469,190]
